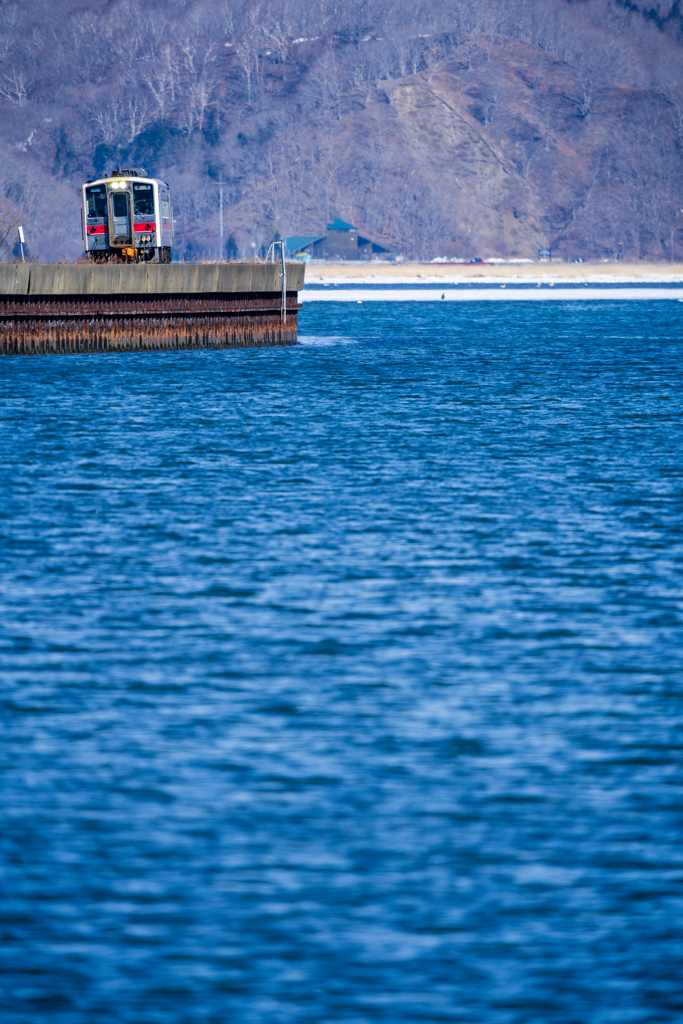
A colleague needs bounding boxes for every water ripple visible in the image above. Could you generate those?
[1,301,682,1023]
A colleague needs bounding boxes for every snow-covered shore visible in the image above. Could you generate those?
[304,262,683,286]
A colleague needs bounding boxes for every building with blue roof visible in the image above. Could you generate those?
[284,218,392,261]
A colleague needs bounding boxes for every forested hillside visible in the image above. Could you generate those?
[1,0,682,260]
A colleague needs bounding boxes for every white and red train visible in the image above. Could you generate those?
[81,168,173,262]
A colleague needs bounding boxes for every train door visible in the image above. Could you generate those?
[83,185,108,253]
[110,190,131,245]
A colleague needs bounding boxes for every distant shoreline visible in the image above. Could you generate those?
[305,262,683,283]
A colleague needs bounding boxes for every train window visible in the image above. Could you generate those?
[85,186,107,219]
[133,184,154,217]
[112,192,129,217]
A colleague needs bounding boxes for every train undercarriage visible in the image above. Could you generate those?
[87,246,173,264]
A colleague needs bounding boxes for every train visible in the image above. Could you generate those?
[81,168,173,262]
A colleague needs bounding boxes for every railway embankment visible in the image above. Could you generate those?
[0,263,305,355]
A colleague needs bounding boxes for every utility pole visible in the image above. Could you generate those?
[217,177,225,256]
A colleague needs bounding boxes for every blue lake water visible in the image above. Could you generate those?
[1,301,682,1023]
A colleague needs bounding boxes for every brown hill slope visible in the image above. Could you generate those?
[0,0,681,260]
[218,36,678,261]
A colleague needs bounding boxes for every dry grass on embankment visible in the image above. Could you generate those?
[306,262,683,281]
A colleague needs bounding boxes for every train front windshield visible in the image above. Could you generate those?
[133,183,155,217]
[85,186,107,218]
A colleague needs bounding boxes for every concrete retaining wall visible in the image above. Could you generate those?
[0,262,305,296]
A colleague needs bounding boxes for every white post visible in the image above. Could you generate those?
[265,241,286,323]
[18,225,25,263]
[219,181,223,249]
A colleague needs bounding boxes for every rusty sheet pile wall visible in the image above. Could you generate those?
[0,264,305,355]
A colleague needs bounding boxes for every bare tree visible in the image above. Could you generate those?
[0,69,28,107]
[142,45,179,119]
[91,99,125,145]
[0,197,24,261]
[124,96,150,142]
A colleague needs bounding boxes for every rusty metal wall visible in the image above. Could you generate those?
[0,291,300,355]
